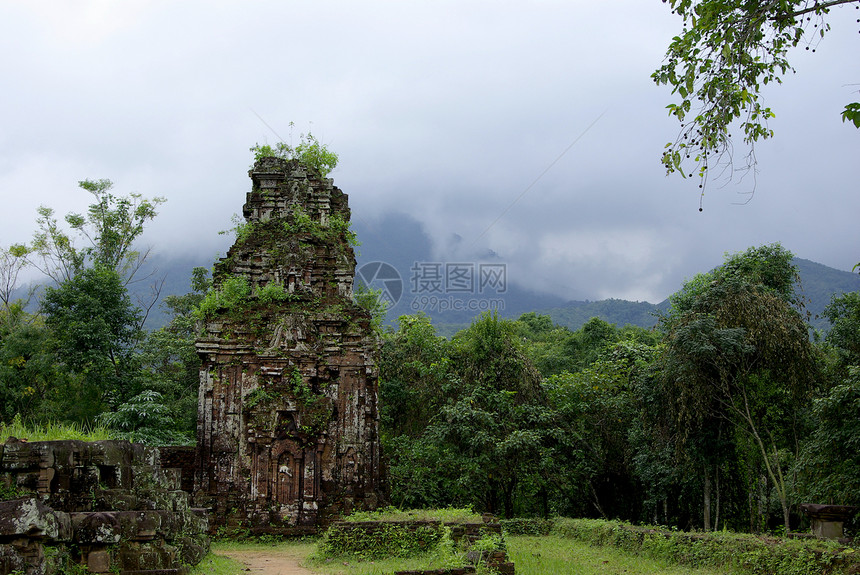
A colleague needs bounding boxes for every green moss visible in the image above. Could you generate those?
[244,388,276,410]
[316,522,446,560]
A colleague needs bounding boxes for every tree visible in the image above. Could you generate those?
[822,291,860,365]
[430,313,548,518]
[378,312,551,517]
[0,304,57,423]
[653,0,860,198]
[545,346,650,520]
[41,266,143,422]
[133,267,211,441]
[0,245,30,309]
[28,179,165,284]
[379,313,451,438]
[658,244,816,532]
[796,366,860,507]
[795,291,860,508]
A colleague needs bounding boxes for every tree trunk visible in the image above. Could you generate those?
[503,479,516,519]
[714,470,721,531]
[703,466,711,531]
[736,389,792,533]
[756,472,767,533]
[539,485,549,519]
[589,481,607,519]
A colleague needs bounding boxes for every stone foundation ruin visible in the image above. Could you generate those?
[0,439,208,575]
[193,156,385,533]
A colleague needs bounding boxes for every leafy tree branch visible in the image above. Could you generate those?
[27,179,165,284]
[654,0,860,203]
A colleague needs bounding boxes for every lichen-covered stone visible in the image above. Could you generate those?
[0,441,209,575]
[70,512,121,544]
[194,158,385,532]
[0,498,70,541]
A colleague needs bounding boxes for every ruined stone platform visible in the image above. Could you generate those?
[0,439,208,575]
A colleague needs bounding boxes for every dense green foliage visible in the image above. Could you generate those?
[2,174,858,541]
[550,517,860,575]
[380,243,860,536]
[0,181,198,444]
[41,266,144,420]
[250,128,339,177]
[317,523,446,560]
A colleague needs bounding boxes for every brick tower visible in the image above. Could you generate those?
[193,157,384,533]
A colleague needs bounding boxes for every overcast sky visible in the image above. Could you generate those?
[1,1,858,303]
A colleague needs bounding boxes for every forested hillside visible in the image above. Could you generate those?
[115,253,858,334]
[378,244,860,533]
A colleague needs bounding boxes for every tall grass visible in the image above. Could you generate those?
[549,518,860,575]
[341,506,484,524]
[0,414,115,442]
[507,535,728,575]
[188,546,249,575]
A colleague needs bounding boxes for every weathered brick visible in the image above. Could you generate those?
[193,158,385,533]
[0,498,70,541]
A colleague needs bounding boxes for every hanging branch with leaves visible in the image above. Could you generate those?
[653,0,860,206]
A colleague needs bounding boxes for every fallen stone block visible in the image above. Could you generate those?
[71,512,121,544]
[0,498,70,541]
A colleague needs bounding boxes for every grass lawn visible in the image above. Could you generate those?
[195,536,730,575]
[507,535,729,575]
[188,545,249,575]
[200,540,478,575]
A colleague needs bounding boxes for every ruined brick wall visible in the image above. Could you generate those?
[0,439,208,575]
[194,157,384,533]
[157,446,196,493]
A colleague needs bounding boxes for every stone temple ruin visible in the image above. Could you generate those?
[193,156,385,533]
[0,440,208,575]
[0,156,385,575]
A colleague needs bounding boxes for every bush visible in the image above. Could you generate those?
[500,517,553,536]
[550,518,860,575]
[317,522,446,560]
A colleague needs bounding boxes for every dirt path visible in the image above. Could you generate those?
[218,548,314,575]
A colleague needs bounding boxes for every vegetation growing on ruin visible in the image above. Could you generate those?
[195,275,252,319]
[341,506,484,524]
[250,128,339,177]
[0,413,114,443]
[316,522,447,560]
[280,207,359,248]
[195,274,301,321]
